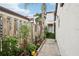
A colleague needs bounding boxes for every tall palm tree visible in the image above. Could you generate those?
[41,3,46,40]
[34,13,42,23]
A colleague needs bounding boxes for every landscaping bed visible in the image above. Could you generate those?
[0,24,45,56]
[0,36,45,56]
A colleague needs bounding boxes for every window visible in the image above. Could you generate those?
[60,3,64,7]
[48,24,53,33]
[0,16,3,37]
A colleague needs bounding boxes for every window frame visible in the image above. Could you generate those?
[60,3,64,7]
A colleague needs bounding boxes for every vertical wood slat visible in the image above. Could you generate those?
[0,15,3,52]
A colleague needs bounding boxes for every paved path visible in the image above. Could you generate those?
[37,39,60,56]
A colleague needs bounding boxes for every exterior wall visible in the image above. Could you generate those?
[0,11,28,36]
[0,10,31,45]
[56,3,79,56]
[45,12,54,33]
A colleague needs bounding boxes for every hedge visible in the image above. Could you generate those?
[46,32,55,39]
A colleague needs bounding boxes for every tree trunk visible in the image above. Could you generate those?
[41,3,46,40]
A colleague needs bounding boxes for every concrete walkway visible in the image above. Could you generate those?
[37,39,60,56]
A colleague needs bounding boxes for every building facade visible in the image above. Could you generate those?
[56,3,79,56]
[0,6,33,44]
[45,12,54,33]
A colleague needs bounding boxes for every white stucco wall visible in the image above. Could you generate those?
[45,12,54,33]
[45,12,54,25]
[56,3,79,56]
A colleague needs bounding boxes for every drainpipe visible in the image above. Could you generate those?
[54,3,58,39]
[54,3,61,55]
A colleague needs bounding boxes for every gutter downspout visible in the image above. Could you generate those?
[54,3,58,39]
[54,3,61,56]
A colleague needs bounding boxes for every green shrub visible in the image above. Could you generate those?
[44,26,55,39]
[27,43,37,52]
[19,25,29,50]
[0,36,21,56]
[20,25,29,39]
[46,32,55,39]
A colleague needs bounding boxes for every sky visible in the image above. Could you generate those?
[0,3,56,17]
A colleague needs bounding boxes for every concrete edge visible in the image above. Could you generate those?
[36,39,46,56]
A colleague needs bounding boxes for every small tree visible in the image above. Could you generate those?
[41,3,46,40]
[19,24,30,55]
[34,13,42,41]
[20,25,29,39]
